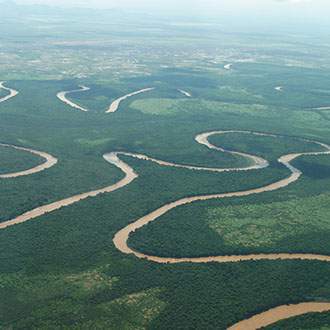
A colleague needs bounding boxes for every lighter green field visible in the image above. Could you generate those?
[209,193,330,249]
[130,98,269,116]
[0,269,165,329]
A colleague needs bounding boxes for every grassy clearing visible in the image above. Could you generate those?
[130,97,270,117]
[217,86,264,103]
[130,98,180,116]
[209,193,330,249]
[0,269,165,329]
[95,289,166,330]
[75,137,115,147]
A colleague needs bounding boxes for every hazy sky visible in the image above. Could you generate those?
[13,0,330,28]
[14,0,329,12]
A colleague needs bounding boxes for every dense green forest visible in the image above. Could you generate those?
[0,146,44,174]
[1,74,330,329]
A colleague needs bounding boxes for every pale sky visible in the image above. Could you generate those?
[13,0,330,26]
[14,0,328,11]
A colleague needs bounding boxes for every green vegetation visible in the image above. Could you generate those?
[1,75,330,328]
[0,146,44,174]
[131,98,180,116]
[129,140,330,258]
[209,193,330,252]
[209,133,325,161]
[1,4,330,329]
[0,269,165,329]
